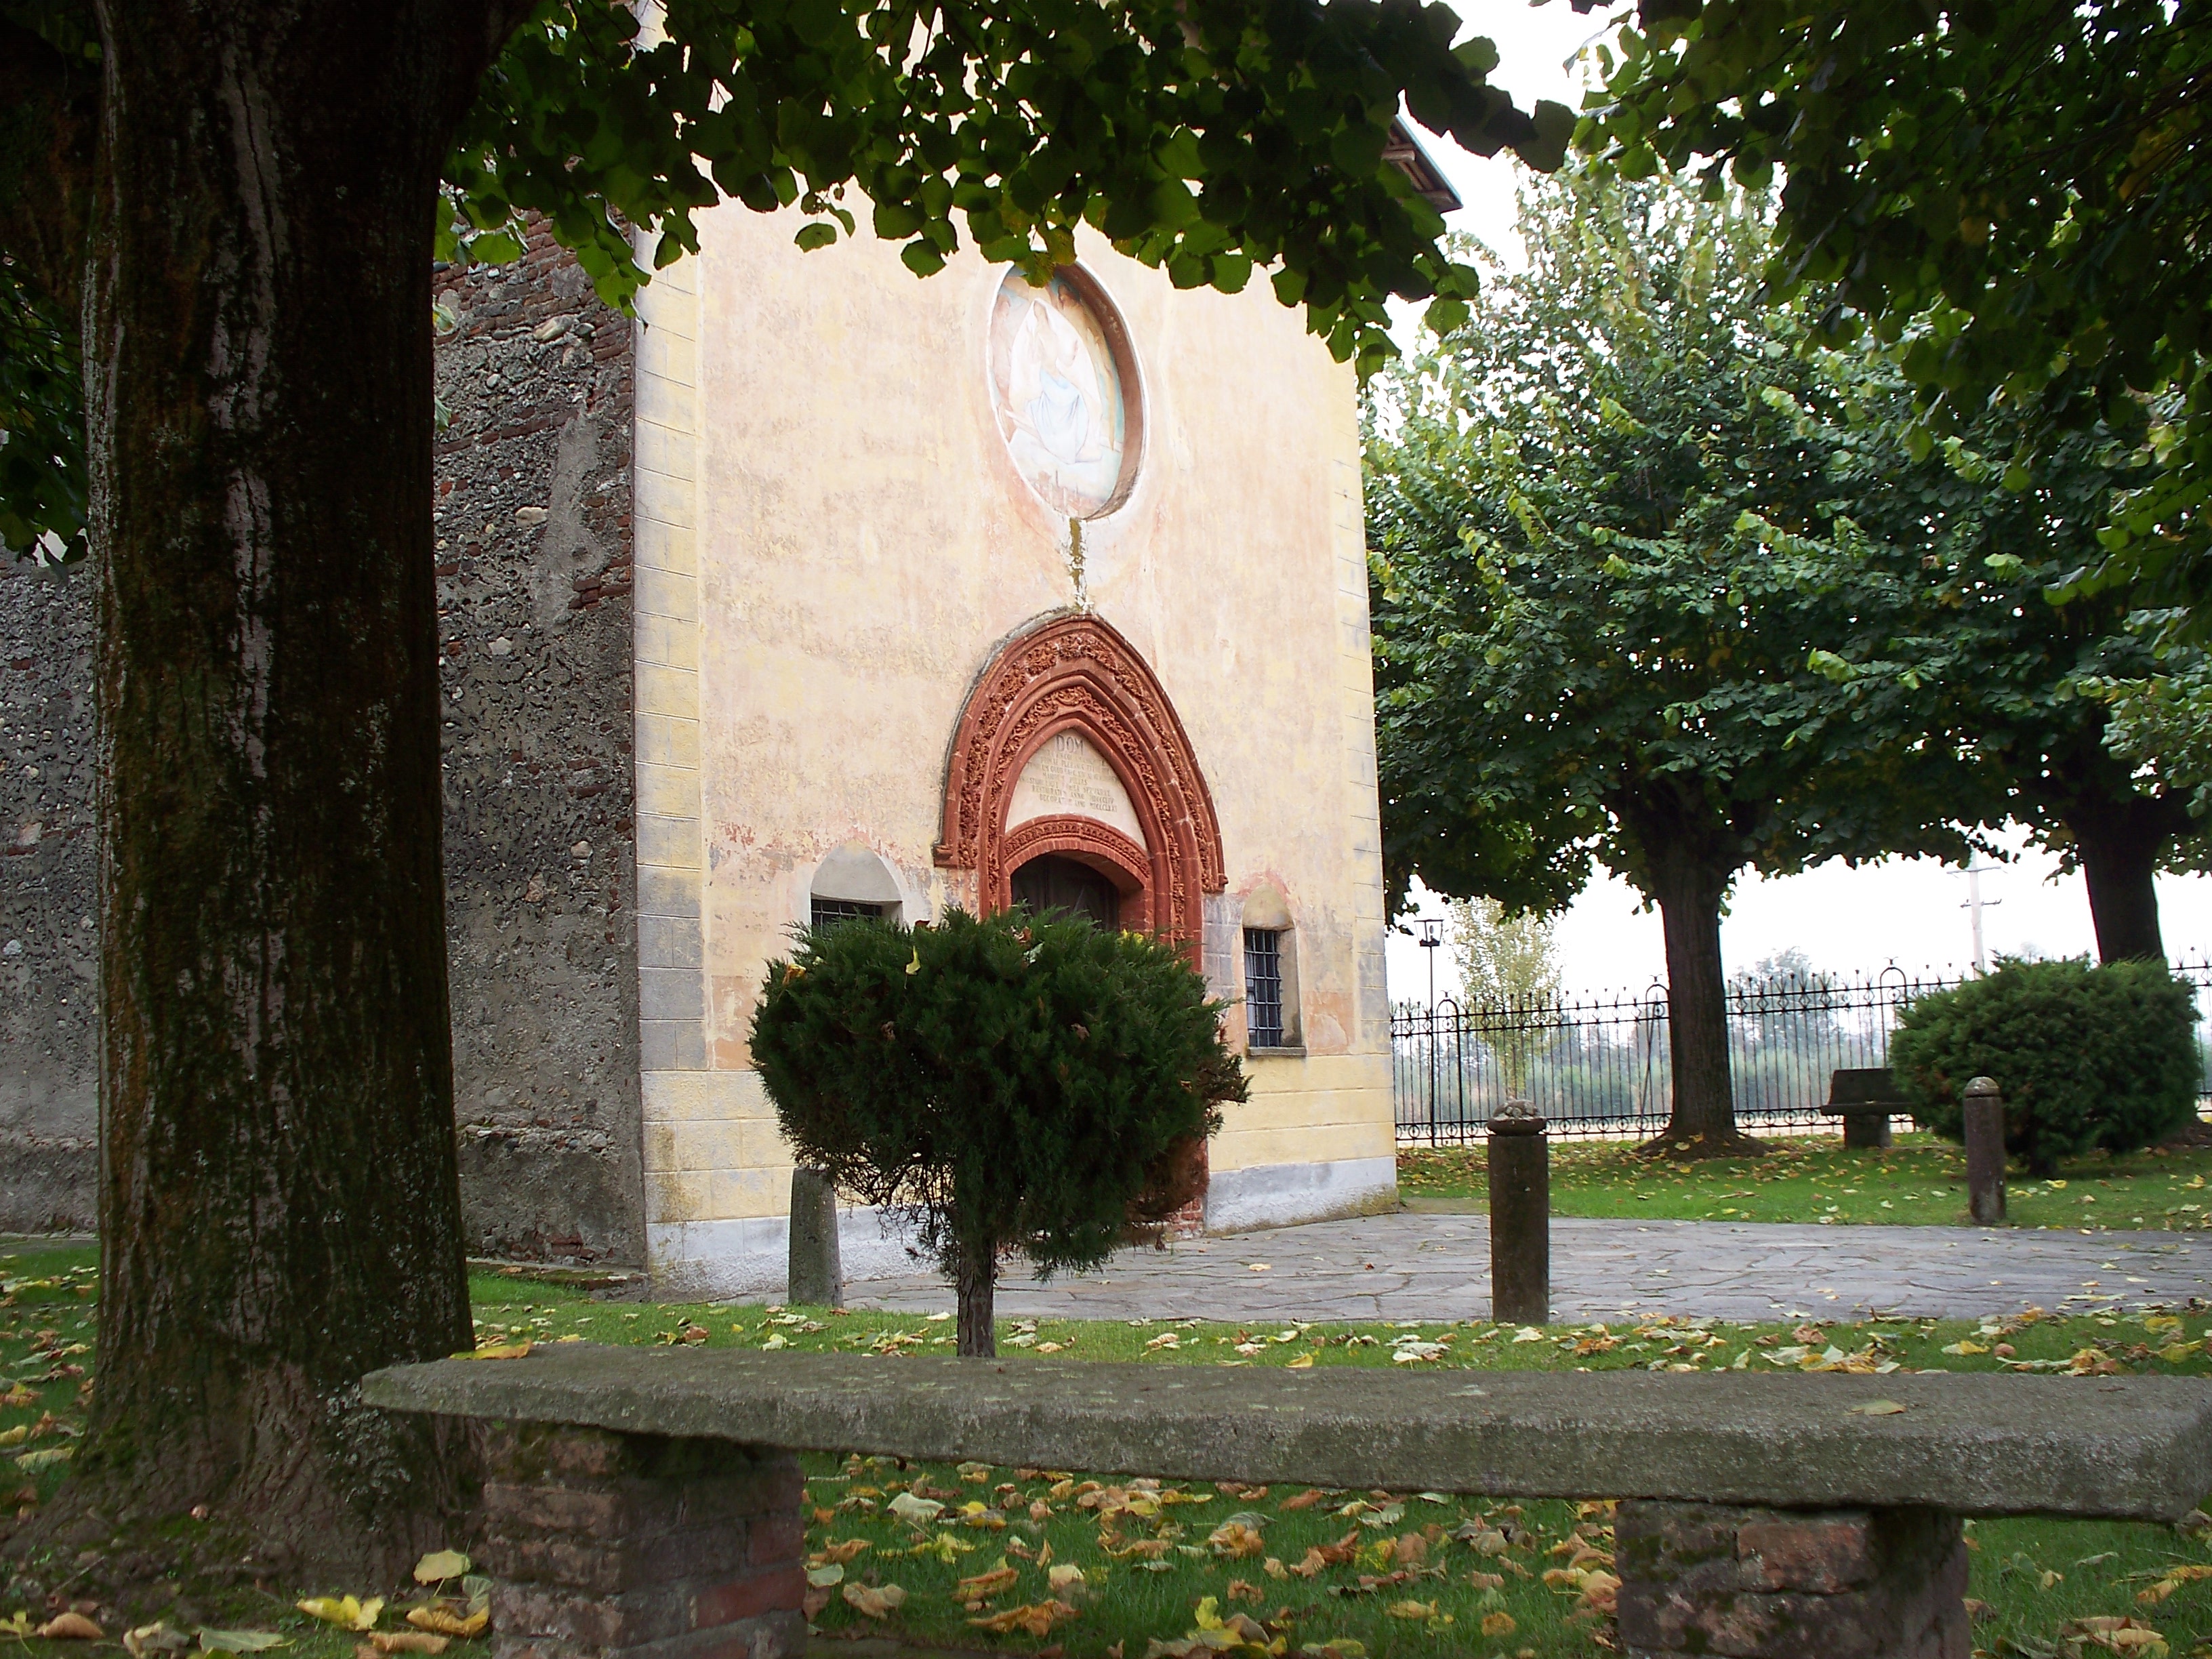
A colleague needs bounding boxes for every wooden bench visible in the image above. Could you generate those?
[364,1347,2212,1659]
[1824,1068,1910,1149]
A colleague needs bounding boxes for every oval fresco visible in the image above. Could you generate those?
[987,269,1136,518]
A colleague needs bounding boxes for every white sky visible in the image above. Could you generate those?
[1374,5,2212,1004]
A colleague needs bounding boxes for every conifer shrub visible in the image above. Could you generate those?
[1889,957,2200,1176]
[750,907,1243,1355]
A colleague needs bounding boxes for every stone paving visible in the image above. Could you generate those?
[846,1210,2212,1324]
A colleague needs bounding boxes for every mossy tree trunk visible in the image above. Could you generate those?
[2068,793,2189,966]
[52,0,529,1578]
[1630,806,1761,1160]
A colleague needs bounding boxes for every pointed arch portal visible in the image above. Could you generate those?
[935,613,1225,945]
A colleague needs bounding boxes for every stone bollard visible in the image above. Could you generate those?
[1488,1100,1549,1326]
[1963,1076,2006,1227]
[787,1166,844,1307]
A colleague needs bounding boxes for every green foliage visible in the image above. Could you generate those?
[1816,412,2199,895]
[1578,0,2212,635]
[1890,959,2200,1176]
[3,0,1578,555]
[0,259,82,561]
[449,0,1570,367]
[749,907,1240,1282]
[1365,165,1971,920]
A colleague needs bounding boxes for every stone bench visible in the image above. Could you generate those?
[1824,1068,1910,1149]
[363,1347,2212,1659]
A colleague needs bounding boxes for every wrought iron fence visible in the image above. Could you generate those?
[1392,958,2212,1147]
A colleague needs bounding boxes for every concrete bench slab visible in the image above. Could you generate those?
[364,1343,2212,1521]
[363,1347,2212,1659]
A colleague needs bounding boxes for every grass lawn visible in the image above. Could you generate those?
[1399,1132,2212,1233]
[0,1241,2207,1656]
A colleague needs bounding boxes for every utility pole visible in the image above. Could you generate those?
[1956,860,2002,974]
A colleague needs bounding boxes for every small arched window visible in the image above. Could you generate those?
[808,844,904,930]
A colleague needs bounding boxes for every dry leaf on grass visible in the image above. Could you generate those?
[1479,1610,1517,1639]
[39,1613,104,1641]
[197,1631,289,1654]
[967,1601,1078,1639]
[840,1583,907,1620]
[412,1553,470,1586]
[404,1605,486,1639]
[811,1539,870,1566]
[364,1634,449,1655]
[298,1599,382,1633]
[124,1622,193,1656]
[956,1565,1019,1600]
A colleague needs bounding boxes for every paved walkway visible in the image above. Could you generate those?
[847,1211,2212,1324]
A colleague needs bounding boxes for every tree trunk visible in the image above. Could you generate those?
[1641,846,1759,1158]
[955,1240,997,1358]
[65,0,514,1578]
[2070,796,2185,964]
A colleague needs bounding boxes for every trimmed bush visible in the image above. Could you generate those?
[1889,957,2199,1176]
[749,907,1243,1355]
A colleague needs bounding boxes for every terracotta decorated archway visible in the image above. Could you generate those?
[935,613,1225,944]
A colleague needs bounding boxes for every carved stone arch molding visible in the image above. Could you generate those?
[935,613,1225,945]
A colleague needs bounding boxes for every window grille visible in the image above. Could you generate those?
[1244,928,1285,1048]
[811,897,887,930]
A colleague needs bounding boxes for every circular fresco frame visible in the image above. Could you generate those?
[984,264,1146,520]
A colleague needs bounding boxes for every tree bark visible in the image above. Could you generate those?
[955,1242,998,1358]
[2068,794,2188,965]
[1640,840,1760,1158]
[62,0,527,1578]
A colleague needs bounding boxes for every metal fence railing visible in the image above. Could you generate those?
[1391,958,2212,1147]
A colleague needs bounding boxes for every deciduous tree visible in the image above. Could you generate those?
[1366,167,1975,1155]
[0,0,1567,1574]
[1577,0,2211,634]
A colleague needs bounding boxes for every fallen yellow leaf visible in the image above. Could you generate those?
[1846,1399,1908,1416]
[1479,1610,1517,1639]
[411,1552,470,1586]
[297,1599,382,1633]
[39,1614,103,1641]
[955,1565,1019,1600]
[403,1607,485,1639]
[457,1342,530,1361]
[966,1601,1078,1638]
[363,1635,449,1656]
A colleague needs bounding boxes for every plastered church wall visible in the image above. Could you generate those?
[635,209,1397,1298]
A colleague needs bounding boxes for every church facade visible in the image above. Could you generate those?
[0,154,1445,1295]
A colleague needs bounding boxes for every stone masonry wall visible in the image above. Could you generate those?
[433,224,646,1266]
[0,560,97,1233]
[0,225,647,1261]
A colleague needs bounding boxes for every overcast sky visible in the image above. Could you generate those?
[1373,5,2212,1005]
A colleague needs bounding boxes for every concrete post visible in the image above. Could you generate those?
[1488,1100,1549,1326]
[787,1166,844,1307]
[1962,1076,2006,1227]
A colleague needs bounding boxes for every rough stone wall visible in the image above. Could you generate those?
[433,224,646,1266]
[0,229,646,1263]
[0,560,97,1233]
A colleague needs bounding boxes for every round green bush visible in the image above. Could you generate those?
[748,907,1242,1354]
[1889,957,2200,1176]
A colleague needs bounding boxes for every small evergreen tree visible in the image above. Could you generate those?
[751,908,1242,1356]
[1890,958,2199,1176]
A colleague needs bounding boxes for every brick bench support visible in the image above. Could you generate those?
[1616,1501,1968,1659]
[483,1424,806,1659]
